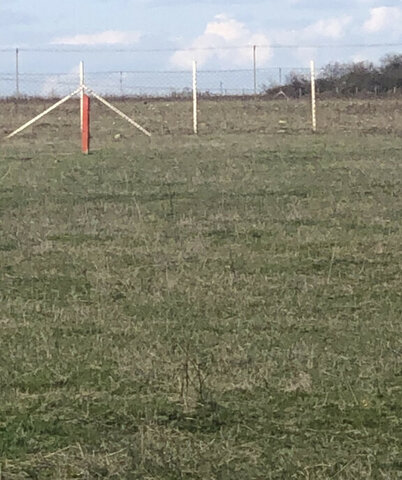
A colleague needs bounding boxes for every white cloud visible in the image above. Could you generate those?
[170,13,353,69]
[307,16,352,39]
[170,14,272,68]
[273,15,352,43]
[271,15,352,64]
[52,30,141,46]
[363,6,402,33]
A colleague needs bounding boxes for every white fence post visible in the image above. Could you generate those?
[80,61,85,132]
[192,60,198,135]
[310,60,317,133]
[253,45,257,94]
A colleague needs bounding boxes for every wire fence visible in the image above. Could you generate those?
[2,67,401,99]
[1,46,401,146]
[0,46,401,98]
[0,66,310,98]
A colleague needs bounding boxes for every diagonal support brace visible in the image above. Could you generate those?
[85,87,151,138]
[6,87,82,139]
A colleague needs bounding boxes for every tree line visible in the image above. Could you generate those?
[267,54,402,97]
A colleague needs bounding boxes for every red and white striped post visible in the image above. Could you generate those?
[6,60,150,148]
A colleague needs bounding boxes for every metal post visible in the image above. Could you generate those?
[15,48,20,97]
[279,68,282,86]
[192,60,198,134]
[253,45,257,95]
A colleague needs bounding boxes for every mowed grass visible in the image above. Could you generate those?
[0,98,401,479]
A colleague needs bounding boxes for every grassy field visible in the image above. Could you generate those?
[0,97,401,479]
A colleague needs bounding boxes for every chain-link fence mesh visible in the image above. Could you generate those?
[2,69,401,98]
[1,66,312,98]
[1,47,401,98]
[4,67,401,98]
[0,49,17,97]
[0,48,402,98]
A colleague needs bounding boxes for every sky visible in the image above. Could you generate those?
[0,0,401,91]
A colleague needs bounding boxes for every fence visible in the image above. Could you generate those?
[1,65,309,99]
[1,47,401,146]
[1,46,401,98]
[3,67,401,99]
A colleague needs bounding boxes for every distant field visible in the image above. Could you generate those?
[1,95,402,143]
[0,98,401,479]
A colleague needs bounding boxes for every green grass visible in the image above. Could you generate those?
[0,97,401,479]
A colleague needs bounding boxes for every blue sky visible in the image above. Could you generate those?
[0,0,401,73]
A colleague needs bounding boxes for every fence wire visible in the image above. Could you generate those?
[0,47,401,98]
[1,68,401,99]
[1,67,313,98]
